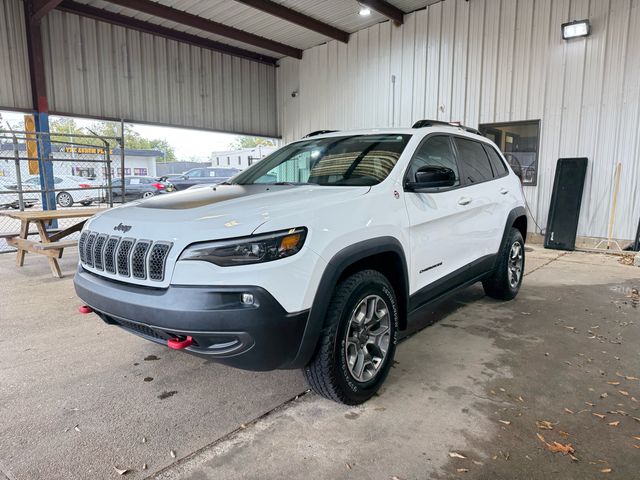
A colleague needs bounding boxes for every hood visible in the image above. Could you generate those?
[86,184,369,243]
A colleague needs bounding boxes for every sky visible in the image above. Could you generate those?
[0,110,269,161]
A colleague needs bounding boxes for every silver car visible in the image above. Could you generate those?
[0,178,39,209]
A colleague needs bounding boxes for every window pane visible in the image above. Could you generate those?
[484,145,508,176]
[407,136,459,186]
[454,138,494,184]
[479,121,540,185]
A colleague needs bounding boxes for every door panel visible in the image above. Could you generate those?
[403,135,473,294]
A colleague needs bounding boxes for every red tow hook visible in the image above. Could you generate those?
[167,336,193,350]
[78,305,93,314]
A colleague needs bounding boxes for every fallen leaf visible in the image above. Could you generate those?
[633,417,640,423]
[564,326,576,331]
[114,467,129,475]
[570,454,579,462]
[619,391,629,396]
[559,431,570,438]
[142,437,146,443]
[626,376,640,381]
[547,442,575,455]
[632,397,638,403]
[607,381,620,386]
[564,408,574,414]
[593,413,606,420]
[74,425,81,433]
[585,402,596,407]
[600,468,612,473]
[346,463,351,470]
[634,436,640,441]
[449,452,466,459]
[537,420,555,430]
[616,372,625,378]
[499,420,511,425]
[608,421,620,427]
[391,476,403,480]
[633,445,640,449]
[456,469,469,473]
[601,393,608,399]
[517,395,525,402]
[142,464,147,470]
[536,433,547,443]
[472,460,483,466]
[170,450,176,458]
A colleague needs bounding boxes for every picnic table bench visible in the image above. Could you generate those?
[0,208,107,278]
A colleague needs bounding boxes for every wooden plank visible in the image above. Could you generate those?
[16,220,29,267]
[48,220,86,242]
[33,239,77,250]
[0,207,107,221]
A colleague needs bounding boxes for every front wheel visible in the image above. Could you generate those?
[482,228,525,300]
[56,191,74,208]
[303,270,398,405]
[142,191,155,199]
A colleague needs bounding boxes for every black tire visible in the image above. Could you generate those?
[482,228,525,300]
[56,191,74,208]
[303,270,399,405]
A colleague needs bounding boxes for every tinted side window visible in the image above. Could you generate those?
[454,138,495,184]
[407,136,460,187]
[483,144,508,177]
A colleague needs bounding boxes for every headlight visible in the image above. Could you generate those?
[179,227,307,266]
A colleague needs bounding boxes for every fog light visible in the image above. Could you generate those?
[241,293,254,305]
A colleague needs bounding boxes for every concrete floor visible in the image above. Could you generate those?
[0,246,638,479]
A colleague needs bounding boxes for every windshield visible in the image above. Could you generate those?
[230,134,411,187]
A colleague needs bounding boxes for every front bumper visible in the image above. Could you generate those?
[74,267,309,371]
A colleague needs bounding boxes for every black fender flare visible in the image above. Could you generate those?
[495,206,527,268]
[285,236,409,369]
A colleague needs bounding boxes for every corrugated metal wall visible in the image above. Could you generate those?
[0,0,278,138]
[0,0,31,110]
[277,0,640,241]
[41,9,278,137]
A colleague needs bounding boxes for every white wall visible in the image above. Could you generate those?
[277,0,640,241]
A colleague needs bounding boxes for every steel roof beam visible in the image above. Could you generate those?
[359,0,404,24]
[31,0,64,23]
[233,0,349,43]
[57,1,278,65]
[102,0,303,58]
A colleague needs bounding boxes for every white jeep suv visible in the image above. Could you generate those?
[74,121,527,405]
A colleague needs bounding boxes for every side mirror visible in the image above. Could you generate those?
[406,166,456,191]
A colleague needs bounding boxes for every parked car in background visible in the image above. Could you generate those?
[22,175,100,208]
[167,167,241,190]
[0,178,38,209]
[106,176,174,203]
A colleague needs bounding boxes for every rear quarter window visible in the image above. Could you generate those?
[454,138,495,184]
[483,144,509,177]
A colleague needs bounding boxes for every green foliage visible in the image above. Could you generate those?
[229,136,276,150]
[48,118,175,161]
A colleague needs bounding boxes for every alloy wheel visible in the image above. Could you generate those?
[344,294,391,383]
[508,241,523,288]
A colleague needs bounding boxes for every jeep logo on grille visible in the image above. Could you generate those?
[114,222,132,233]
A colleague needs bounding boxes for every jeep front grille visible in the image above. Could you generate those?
[80,230,172,282]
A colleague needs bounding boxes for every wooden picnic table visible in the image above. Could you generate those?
[1,208,107,278]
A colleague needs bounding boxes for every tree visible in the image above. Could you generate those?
[48,118,176,162]
[229,136,276,150]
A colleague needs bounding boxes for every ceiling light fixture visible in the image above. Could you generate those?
[359,3,371,16]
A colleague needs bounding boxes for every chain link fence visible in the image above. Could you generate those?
[0,129,125,253]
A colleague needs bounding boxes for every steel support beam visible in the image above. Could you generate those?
[102,0,303,58]
[57,1,278,65]
[31,0,63,23]
[359,0,404,24]
[24,0,57,213]
[233,0,349,43]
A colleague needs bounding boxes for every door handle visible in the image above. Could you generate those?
[458,196,472,206]
[500,188,509,195]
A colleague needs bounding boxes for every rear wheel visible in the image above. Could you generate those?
[482,228,525,300]
[56,191,73,208]
[304,270,398,404]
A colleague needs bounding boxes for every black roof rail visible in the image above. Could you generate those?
[303,130,339,138]
[412,120,481,136]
